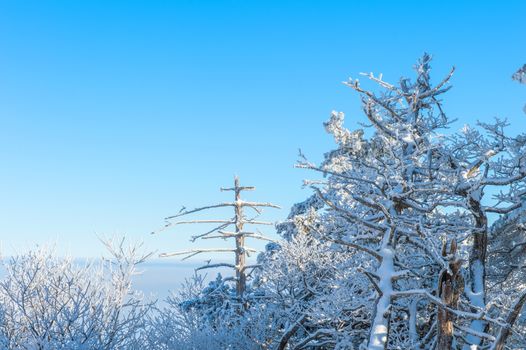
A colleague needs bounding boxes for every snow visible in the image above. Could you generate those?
[368,244,395,350]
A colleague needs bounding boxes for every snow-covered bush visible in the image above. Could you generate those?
[0,239,153,350]
[254,232,373,349]
[144,273,265,350]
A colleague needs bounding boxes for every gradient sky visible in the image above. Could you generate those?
[0,0,524,259]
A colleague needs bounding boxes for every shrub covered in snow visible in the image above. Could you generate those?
[0,239,153,350]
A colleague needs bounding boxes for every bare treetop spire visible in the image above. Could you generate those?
[153,176,280,301]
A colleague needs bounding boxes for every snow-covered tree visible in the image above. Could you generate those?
[153,176,279,304]
[148,177,280,348]
[285,54,526,349]
[487,205,526,350]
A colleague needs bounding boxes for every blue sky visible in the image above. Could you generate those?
[0,1,524,259]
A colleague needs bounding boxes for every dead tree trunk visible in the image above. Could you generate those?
[228,176,249,299]
[437,239,463,350]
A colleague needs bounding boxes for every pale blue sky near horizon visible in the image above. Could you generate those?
[0,0,525,261]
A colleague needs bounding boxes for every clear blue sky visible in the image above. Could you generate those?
[0,1,524,258]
